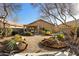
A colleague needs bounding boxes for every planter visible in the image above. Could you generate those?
[0,40,28,55]
[41,39,67,49]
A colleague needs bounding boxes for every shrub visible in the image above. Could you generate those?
[0,28,13,37]
[57,34,65,39]
[26,32,33,36]
[45,31,51,35]
[5,28,13,36]
[48,37,54,40]
[43,30,51,35]
[12,31,18,35]
[14,34,22,42]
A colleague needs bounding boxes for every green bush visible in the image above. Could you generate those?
[12,31,18,35]
[57,34,65,39]
[26,32,33,36]
[45,31,51,35]
[5,28,13,36]
[14,34,22,42]
[0,28,13,37]
[48,37,54,40]
[42,29,51,35]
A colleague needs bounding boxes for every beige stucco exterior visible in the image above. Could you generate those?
[24,19,55,32]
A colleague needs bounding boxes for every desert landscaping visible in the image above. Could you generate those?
[0,3,79,56]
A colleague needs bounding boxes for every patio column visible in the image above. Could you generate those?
[37,25,40,35]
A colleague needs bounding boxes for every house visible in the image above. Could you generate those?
[7,21,23,28]
[23,19,55,34]
[0,18,23,28]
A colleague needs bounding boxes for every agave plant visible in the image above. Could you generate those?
[4,39,17,51]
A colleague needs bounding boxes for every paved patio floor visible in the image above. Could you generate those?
[21,35,52,53]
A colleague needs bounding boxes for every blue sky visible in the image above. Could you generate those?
[8,3,40,24]
[7,3,79,25]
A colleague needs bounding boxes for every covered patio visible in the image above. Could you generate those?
[23,25,45,35]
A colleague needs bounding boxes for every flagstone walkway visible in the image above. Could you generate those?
[21,35,52,53]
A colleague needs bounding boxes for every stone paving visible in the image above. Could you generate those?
[21,35,52,53]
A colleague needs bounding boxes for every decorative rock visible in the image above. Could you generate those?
[55,52,67,56]
[64,51,69,56]
[12,54,24,56]
[17,42,27,50]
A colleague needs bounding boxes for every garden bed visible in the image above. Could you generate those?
[0,34,28,56]
[40,39,67,49]
[40,33,67,49]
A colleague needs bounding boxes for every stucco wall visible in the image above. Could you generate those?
[28,20,55,32]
